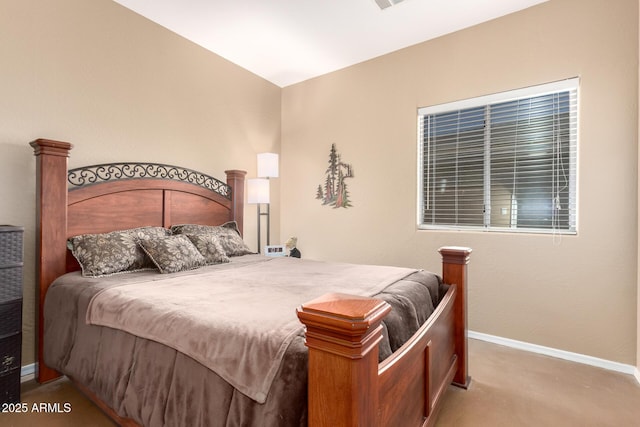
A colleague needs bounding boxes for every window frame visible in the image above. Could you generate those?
[417,78,579,234]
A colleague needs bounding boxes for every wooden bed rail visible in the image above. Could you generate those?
[297,246,471,427]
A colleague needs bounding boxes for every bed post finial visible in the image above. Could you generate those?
[438,246,472,389]
[297,293,391,427]
[31,138,73,384]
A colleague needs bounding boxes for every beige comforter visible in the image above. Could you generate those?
[85,256,417,403]
[44,254,443,427]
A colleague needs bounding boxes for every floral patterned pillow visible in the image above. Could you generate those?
[171,221,252,256]
[138,234,206,274]
[186,233,230,265]
[68,226,170,277]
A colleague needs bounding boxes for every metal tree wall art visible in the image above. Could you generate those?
[316,143,354,208]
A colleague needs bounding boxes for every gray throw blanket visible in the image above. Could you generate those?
[85,256,417,403]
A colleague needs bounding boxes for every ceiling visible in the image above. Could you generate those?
[113,0,548,88]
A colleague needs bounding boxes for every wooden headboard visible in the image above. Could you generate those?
[30,138,246,383]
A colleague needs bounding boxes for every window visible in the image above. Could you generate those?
[418,79,578,234]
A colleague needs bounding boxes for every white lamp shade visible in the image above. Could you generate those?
[247,178,270,204]
[257,153,279,178]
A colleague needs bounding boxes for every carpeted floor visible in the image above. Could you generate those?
[3,339,639,426]
[438,339,640,426]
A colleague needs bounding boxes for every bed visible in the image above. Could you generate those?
[31,138,472,427]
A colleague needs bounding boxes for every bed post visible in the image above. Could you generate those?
[30,138,73,384]
[438,246,472,388]
[225,170,246,236]
[297,293,391,427]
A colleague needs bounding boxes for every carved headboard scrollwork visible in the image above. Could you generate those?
[67,162,232,199]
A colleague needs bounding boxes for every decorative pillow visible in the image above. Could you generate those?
[127,226,174,267]
[186,233,230,265]
[68,226,170,277]
[138,234,206,274]
[171,221,253,256]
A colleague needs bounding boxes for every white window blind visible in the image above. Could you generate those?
[418,78,578,234]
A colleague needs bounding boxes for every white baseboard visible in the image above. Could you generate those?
[469,331,638,380]
[20,363,35,383]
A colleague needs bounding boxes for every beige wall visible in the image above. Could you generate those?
[282,0,639,364]
[0,0,281,366]
[1,0,638,370]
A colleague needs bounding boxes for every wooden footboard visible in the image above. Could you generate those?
[297,247,471,427]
